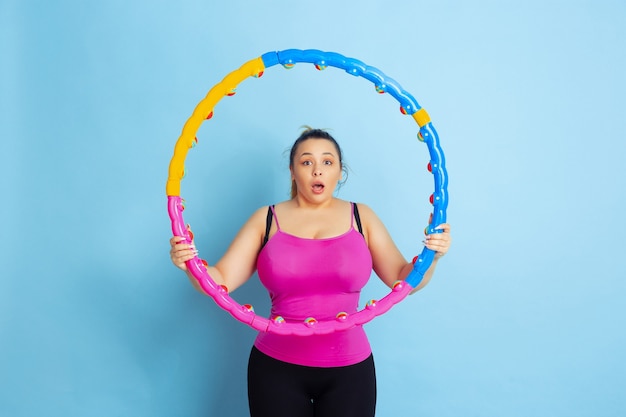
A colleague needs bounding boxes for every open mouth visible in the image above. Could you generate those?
[312,182,325,194]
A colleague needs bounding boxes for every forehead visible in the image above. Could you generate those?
[294,138,339,156]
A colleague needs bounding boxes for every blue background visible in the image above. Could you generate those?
[1,1,625,416]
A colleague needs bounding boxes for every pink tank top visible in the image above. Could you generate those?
[254,203,374,367]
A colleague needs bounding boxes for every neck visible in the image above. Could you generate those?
[292,195,336,210]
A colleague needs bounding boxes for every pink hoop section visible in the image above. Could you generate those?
[168,196,414,335]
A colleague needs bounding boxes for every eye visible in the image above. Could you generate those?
[302,160,312,166]
[323,160,333,165]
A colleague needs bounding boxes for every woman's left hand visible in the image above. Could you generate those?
[424,223,452,259]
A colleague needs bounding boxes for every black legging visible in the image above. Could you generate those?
[247,346,377,417]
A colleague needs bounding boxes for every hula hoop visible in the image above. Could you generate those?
[167,49,448,336]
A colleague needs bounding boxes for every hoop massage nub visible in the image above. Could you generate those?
[166,49,448,336]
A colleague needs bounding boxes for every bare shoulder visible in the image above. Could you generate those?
[273,199,292,210]
[352,202,389,243]
[248,205,273,225]
[229,205,274,249]
[232,205,273,237]
[353,202,382,224]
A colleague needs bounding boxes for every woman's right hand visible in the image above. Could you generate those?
[169,235,198,272]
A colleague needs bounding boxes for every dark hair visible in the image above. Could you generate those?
[289,127,347,198]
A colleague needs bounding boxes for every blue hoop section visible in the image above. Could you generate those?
[261,50,422,114]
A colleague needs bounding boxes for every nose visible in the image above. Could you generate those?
[313,168,322,176]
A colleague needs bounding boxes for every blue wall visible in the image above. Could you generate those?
[1,1,625,416]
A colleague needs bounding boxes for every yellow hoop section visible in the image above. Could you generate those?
[412,108,431,128]
[166,57,266,197]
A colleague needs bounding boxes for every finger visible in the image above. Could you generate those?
[425,231,448,242]
[173,242,195,252]
[425,241,448,253]
[172,256,194,272]
[424,234,450,250]
[172,246,198,259]
[170,236,189,246]
[434,223,451,233]
[176,252,197,263]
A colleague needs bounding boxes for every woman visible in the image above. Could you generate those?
[170,128,452,417]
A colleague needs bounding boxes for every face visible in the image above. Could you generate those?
[290,138,343,201]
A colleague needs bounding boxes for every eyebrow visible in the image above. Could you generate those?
[299,152,336,157]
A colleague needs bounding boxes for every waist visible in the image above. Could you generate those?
[254,326,372,368]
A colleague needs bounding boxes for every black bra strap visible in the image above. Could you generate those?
[264,204,362,246]
[353,203,364,237]
[262,205,274,248]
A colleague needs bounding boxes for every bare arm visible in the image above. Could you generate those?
[358,203,451,293]
[169,206,269,294]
